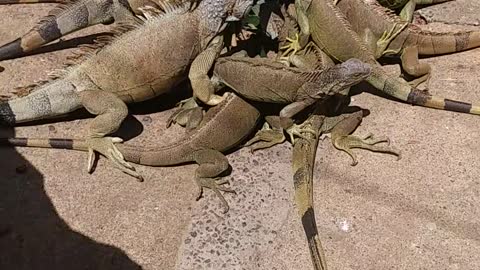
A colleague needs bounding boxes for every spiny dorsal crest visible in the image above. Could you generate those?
[136,0,191,21]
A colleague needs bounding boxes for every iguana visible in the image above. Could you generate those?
[334,0,480,87]
[0,93,261,213]
[0,0,194,61]
[0,0,253,179]
[287,0,480,115]
[289,93,400,270]
[210,55,372,144]
[373,0,453,22]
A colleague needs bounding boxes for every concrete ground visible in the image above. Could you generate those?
[0,1,479,269]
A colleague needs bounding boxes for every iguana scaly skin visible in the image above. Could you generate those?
[0,0,252,179]
[374,0,453,22]
[335,0,480,87]
[0,0,193,61]
[212,55,371,133]
[291,0,480,115]
[0,93,261,212]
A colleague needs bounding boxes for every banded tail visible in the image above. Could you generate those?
[0,0,65,3]
[0,79,82,126]
[0,0,115,60]
[369,67,480,115]
[407,29,480,56]
[292,113,329,270]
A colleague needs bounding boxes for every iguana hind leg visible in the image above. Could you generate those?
[193,149,235,213]
[329,112,401,166]
[166,97,204,131]
[78,89,142,180]
[244,121,286,153]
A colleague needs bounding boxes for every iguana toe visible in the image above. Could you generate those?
[244,128,286,153]
[286,122,317,145]
[195,176,236,213]
[166,98,203,130]
[332,133,401,166]
[85,137,143,181]
[280,33,302,58]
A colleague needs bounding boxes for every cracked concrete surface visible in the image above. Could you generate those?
[1,1,480,269]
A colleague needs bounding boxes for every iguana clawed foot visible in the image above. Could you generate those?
[280,33,302,58]
[166,97,203,131]
[195,176,236,213]
[332,133,401,166]
[286,122,317,144]
[376,22,408,58]
[244,122,286,152]
[86,137,143,181]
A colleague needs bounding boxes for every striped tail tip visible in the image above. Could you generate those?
[0,102,15,126]
[0,137,78,149]
[407,89,480,115]
[0,38,25,61]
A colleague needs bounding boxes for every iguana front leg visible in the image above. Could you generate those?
[279,0,311,58]
[398,0,416,22]
[189,36,227,106]
[78,89,142,181]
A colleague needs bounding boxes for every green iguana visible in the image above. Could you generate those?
[210,55,372,144]
[0,55,399,270]
[0,93,261,213]
[0,0,253,180]
[374,0,453,22]
[0,0,193,61]
[290,94,400,270]
[334,0,480,87]
[287,0,480,116]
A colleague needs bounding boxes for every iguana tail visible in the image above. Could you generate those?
[406,29,480,56]
[0,0,115,60]
[292,113,328,270]
[0,136,215,166]
[369,67,480,115]
[416,0,452,5]
[0,79,81,125]
[0,0,65,3]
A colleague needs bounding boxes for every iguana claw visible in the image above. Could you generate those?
[244,122,286,152]
[166,97,202,129]
[86,137,144,181]
[286,122,317,145]
[195,176,236,213]
[332,133,401,166]
[280,33,302,58]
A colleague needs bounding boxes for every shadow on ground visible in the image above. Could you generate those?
[0,126,142,270]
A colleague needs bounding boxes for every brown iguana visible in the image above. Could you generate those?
[0,0,193,61]
[334,0,480,87]
[373,0,453,22]
[210,55,372,144]
[286,0,480,116]
[0,0,252,180]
